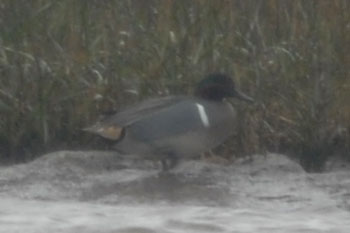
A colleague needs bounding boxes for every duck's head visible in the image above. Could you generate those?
[195,73,254,102]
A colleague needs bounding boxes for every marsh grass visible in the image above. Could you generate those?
[0,0,349,170]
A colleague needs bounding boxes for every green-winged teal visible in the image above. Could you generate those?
[85,73,253,170]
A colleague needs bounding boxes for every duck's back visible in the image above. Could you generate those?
[116,98,237,158]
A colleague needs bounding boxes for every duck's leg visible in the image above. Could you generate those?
[161,153,179,171]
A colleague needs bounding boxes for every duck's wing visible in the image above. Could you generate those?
[84,95,186,140]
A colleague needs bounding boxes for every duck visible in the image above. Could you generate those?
[85,73,253,171]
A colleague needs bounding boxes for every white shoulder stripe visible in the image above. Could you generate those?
[195,103,210,128]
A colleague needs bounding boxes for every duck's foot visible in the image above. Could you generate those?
[161,154,179,172]
[201,150,231,165]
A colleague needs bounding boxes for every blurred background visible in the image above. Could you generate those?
[0,0,349,171]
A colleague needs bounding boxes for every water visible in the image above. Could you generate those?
[0,151,350,232]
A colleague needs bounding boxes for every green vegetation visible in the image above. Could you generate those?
[0,0,349,171]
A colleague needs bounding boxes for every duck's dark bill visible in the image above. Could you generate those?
[234,90,254,103]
